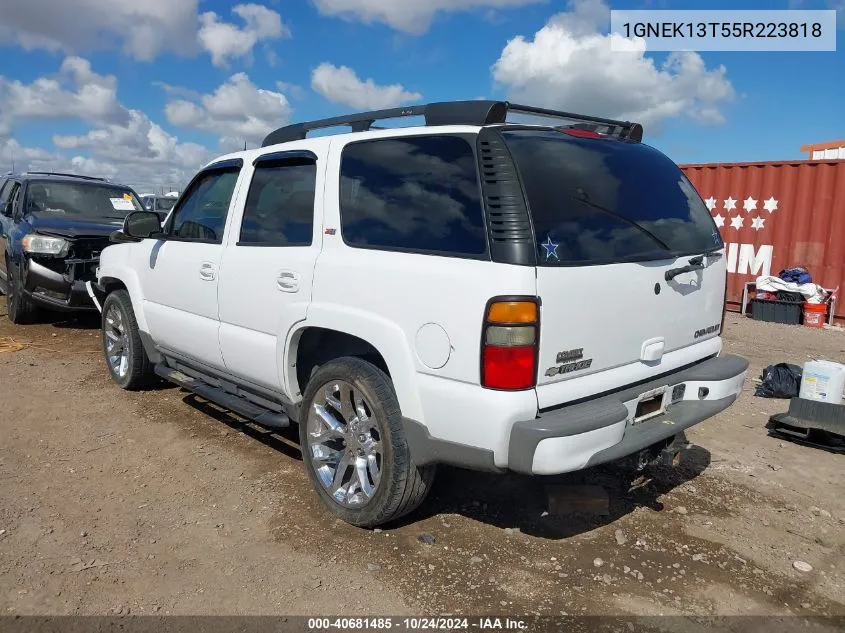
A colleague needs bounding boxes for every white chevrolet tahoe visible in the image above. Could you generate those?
[91,100,748,527]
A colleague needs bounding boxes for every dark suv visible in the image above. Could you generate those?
[0,172,145,323]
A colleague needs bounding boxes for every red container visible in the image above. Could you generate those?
[803,302,827,328]
[681,159,845,325]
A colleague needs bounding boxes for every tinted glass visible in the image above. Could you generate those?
[4,182,20,215]
[0,180,10,202]
[340,135,486,256]
[240,161,316,246]
[503,130,722,265]
[170,169,239,243]
[23,182,144,220]
[155,197,177,212]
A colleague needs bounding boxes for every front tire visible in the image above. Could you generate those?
[6,261,36,324]
[299,357,435,528]
[101,289,154,390]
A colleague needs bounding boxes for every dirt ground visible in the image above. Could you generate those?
[1,298,844,620]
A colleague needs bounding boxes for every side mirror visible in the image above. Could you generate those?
[123,210,163,239]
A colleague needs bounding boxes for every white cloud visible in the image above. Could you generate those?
[0,57,213,192]
[164,73,292,146]
[491,0,734,130]
[0,57,129,133]
[1,128,210,194]
[198,3,290,67]
[311,63,422,110]
[0,0,199,61]
[276,81,307,100]
[312,0,545,35]
[49,109,212,191]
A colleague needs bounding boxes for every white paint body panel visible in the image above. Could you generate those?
[535,253,727,408]
[217,138,331,390]
[139,240,228,369]
[97,124,743,476]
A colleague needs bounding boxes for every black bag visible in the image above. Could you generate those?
[776,291,804,303]
[754,363,803,398]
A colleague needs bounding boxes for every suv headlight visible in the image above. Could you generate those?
[21,234,70,257]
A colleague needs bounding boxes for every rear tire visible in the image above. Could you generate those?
[101,289,154,390]
[299,357,435,528]
[6,261,36,324]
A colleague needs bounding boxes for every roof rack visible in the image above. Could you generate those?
[261,100,643,147]
[25,171,110,182]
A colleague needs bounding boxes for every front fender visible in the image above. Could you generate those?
[285,303,425,423]
[97,245,150,334]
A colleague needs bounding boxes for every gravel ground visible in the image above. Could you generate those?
[0,300,843,618]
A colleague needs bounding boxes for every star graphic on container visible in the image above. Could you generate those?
[743,196,758,212]
[751,216,766,231]
[713,214,725,228]
[763,197,779,213]
[724,197,737,211]
[540,236,559,260]
[729,215,744,230]
[704,196,717,211]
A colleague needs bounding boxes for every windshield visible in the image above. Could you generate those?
[155,197,177,212]
[502,130,723,266]
[25,181,144,220]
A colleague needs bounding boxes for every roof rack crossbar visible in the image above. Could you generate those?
[261,100,642,147]
[25,171,109,182]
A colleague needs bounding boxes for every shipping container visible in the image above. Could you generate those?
[680,159,845,325]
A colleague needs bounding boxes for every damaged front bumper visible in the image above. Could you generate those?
[21,255,100,312]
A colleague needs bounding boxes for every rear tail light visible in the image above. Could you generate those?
[481,298,539,390]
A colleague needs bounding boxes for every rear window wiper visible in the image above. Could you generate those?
[572,194,673,252]
[665,255,705,281]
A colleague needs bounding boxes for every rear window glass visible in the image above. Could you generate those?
[339,135,487,257]
[503,130,722,265]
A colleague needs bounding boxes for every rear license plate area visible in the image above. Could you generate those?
[633,387,667,426]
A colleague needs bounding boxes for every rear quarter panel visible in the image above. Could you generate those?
[306,130,537,425]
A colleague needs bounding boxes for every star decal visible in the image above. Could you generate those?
[724,197,737,211]
[540,236,559,260]
[742,196,758,213]
[729,215,744,230]
[704,196,717,211]
[713,214,725,228]
[763,197,778,213]
[751,216,766,231]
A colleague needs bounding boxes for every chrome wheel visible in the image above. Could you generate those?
[104,304,130,379]
[306,380,382,508]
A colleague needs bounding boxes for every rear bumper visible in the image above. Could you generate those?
[508,354,748,475]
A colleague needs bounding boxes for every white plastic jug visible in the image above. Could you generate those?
[799,360,845,404]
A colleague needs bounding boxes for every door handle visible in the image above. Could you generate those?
[277,270,300,292]
[199,262,216,281]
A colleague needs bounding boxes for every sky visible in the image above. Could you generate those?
[0,0,842,193]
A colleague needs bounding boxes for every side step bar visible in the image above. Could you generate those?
[154,363,290,429]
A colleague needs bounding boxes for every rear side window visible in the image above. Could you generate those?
[170,169,239,243]
[503,130,722,265]
[339,135,486,257]
[239,160,316,246]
